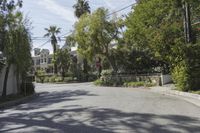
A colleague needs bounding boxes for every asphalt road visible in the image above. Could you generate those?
[0,83,200,133]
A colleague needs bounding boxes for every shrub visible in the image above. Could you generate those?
[55,76,63,82]
[172,62,191,92]
[88,73,98,82]
[65,72,74,77]
[101,69,114,76]
[49,76,56,83]
[44,77,50,83]
[145,82,156,87]
[94,79,104,86]
[64,77,73,82]
[124,81,145,87]
[36,78,41,83]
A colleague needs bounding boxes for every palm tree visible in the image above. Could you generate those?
[44,26,61,74]
[73,0,90,18]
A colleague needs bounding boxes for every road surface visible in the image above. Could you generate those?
[0,83,200,133]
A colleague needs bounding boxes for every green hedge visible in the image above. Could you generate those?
[123,81,145,87]
[94,79,156,87]
[172,61,200,92]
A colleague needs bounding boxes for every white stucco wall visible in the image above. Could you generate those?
[0,65,18,96]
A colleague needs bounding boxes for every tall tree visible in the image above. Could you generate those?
[73,0,90,18]
[1,0,32,97]
[75,8,121,72]
[55,49,71,78]
[73,0,91,81]
[44,26,61,74]
[125,0,200,91]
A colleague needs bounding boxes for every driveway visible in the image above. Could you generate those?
[0,83,200,133]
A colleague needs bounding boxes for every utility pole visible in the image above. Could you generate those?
[183,1,192,43]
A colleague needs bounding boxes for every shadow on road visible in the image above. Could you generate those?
[11,90,98,111]
[0,89,200,133]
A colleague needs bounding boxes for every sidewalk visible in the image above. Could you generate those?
[150,84,200,107]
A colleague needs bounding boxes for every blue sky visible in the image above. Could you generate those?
[20,0,135,54]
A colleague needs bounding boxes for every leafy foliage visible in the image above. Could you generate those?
[75,8,122,72]
[73,0,90,18]
[125,0,200,91]
[1,0,33,96]
[55,49,71,78]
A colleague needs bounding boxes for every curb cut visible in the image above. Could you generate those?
[0,93,39,109]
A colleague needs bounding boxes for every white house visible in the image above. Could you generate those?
[32,48,54,74]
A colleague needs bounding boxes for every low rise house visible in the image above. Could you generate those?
[32,48,54,75]
[32,47,78,75]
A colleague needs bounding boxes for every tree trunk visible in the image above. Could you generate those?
[106,54,118,73]
[53,44,58,74]
[182,1,192,43]
[61,67,65,80]
[54,63,58,74]
[2,64,10,97]
[83,58,88,81]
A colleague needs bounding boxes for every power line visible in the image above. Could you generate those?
[34,3,136,48]
[37,40,51,48]
[32,30,73,40]
[107,3,136,17]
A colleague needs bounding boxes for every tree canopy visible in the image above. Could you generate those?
[74,8,122,71]
[125,0,200,91]
[0,0,32,96]
[73,0,90,18]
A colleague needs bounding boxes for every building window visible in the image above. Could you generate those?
[44,58,46,63]
[36,59,40,65]
[41,59,43,63]
[48,58,52,64]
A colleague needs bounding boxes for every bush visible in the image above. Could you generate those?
[49,76,56,83]
[88,74,98,82]
[94,79,119,86]
[124,81,145,87]
[36,78,41,83]
[94,79,104,86]
[123,81,156,87]
[101,69,114,76]
[55,76,63,82]
[64,77,73,82]
[44,77,50,83]
[145,82,156,87]
[172,62,191,92]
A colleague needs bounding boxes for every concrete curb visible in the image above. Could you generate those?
[0,93,39,109]
[167,90,200,100]
[150,85,200,107]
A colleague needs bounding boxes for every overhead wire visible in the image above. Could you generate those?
[34,2,136,48]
